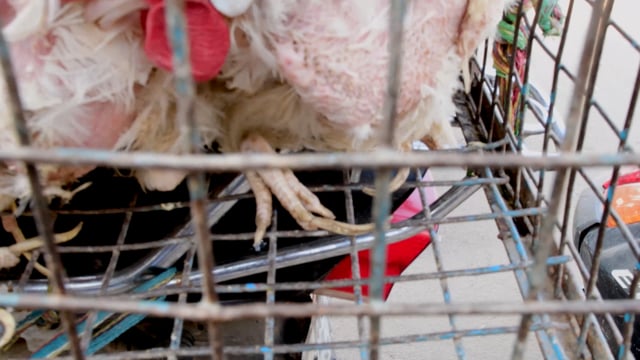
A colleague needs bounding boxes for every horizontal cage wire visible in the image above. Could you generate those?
[0,0,637,359]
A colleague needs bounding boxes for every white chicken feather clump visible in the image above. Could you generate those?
[0,0,230,203]
[2,2,153,143]
[116,70,226,192]
[0,1,155,211]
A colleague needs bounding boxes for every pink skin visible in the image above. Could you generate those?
[267,0,499,132]
[38,103,136,182]
[0,0,138,184]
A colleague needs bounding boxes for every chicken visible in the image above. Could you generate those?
[216,0,506,248]
[0,0,158,272]
[0,0,508,261]
[0,0,226,272]
[84,0,234,191]
[0,0,153,203]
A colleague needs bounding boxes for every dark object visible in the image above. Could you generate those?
[573,187,640,358]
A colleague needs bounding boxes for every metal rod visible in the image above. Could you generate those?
[618,270,639,360]
[586,63,640,298]
[1,296,639,321]
[163,2,223,357]
[0,147,638,171]
[263,213,278,360]
[48,322,567,360]
[379,0,407,148]
[168,243,197,360]
[504,0,527,130]
[343,171,368,360]
[548,0,578,305]
[141,255,567,297]
[7,175,508,218]
[162,1,204,283]
[369,1,409,358]
[417,169,466,359]
[81,198,135,352]
[575,66,639,357]
[484,168,565,359]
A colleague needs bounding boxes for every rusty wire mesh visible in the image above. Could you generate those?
[0,0,638,359]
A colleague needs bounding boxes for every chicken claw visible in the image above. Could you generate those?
[282,170,336,219]
[0,217,83,277]
[244,170,272,248]
[0,307,16,349]
[362,142,412,196]
[241,133,374,250]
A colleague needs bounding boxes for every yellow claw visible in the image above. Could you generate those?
[283,170,336,219]
[0,308,16,349]
[245,171,272,250]
[309,217,375,235]
[363,142,412,196]
[7,222,83,255]
[362,167,411,197]
[0,222,83,276]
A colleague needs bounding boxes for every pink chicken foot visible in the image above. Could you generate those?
[241,133,374,250]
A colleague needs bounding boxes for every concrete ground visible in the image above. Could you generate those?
[309,166,544,360]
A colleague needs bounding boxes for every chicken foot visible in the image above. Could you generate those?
[0,215,82,277]
[241,133,374,250]
[362,142,412,197]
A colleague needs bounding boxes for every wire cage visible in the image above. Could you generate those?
[0,0,638,359]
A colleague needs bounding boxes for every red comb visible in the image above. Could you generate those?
[141,0,230,82]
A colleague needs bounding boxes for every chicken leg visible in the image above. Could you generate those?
[241,133,374,250]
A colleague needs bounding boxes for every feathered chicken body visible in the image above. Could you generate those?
[0,0,159,272]
[0,0,232,202]
[0,0,227,272]
[0,0,154,208]
[222,0,504,150]
[117,69,225,192]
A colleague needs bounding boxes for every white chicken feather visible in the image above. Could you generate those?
[0,0,154,209]
[0,0,225,272]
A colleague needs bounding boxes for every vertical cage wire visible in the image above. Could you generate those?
[162,1,223,359]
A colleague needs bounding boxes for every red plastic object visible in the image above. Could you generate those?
[141,0,230,82]
[602,169,640,190]
[323,172,437,301]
